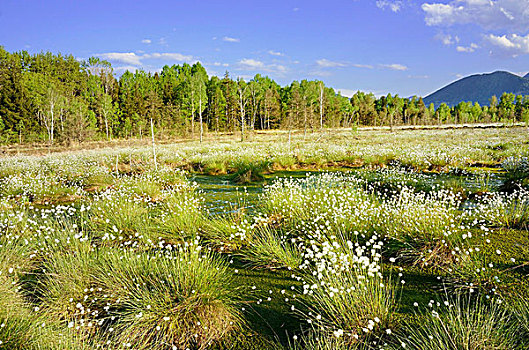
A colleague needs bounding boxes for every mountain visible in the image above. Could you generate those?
[423,71,529,107]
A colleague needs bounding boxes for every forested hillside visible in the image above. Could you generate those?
[424,71,529,107]
[1,47,528,145]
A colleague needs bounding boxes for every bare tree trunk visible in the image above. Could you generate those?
[191,91,195,139]
[240,101,245,142]
[303,106,307,139]
[150,118,157,170]
[319,82,324,129]
[50,106,55,145]
[251,94,257,130]
[238,87,247,141]
[59,107,65,134]
[104,110,110,140]
[199,93,203,143]
[216,115,219,135]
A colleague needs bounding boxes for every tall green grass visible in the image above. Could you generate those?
[94,245,243,349]
[396,296,519,350]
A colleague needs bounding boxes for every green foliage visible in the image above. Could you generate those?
[3,47,529,145]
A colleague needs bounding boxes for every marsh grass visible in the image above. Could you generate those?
[240,226,303,269]
[0,276,91,350]
[511,292,529,338]
[201,195,252,250]
[296,235,398,345]
[396,295,519,350]
[0,276,32,349]
[286,329,382,350]
[300,268,396,339]
[476,189,529,229]
[94,245,243,349]
[232,160,272,184]
[204,160,228,175]
[88,191,152,245]
[1,127,529,348]
[39,246,104,337]
[154,187,206,239]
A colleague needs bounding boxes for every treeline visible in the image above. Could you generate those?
[1,47,528,144]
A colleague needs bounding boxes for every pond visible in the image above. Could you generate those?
[190,168,506,215]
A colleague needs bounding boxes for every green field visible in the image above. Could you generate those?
[1,127,528,349]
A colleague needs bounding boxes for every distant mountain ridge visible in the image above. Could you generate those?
[423,71,529,107]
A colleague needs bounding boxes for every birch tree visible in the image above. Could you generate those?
[319,81,324,129]
[237,78,249,141]
[190,68,207,142]
[25,73,62,144]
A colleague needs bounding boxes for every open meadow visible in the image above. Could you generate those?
[1,126,528,349]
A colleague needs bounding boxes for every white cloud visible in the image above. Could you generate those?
[380,63,408,71]
[159,37,168,45]
[269,64,287,73]
[421,0,529,32]
[316,59,373,69]
[223,36,240,43]
[376,0,403,12]
[144,53,194,61]
[336,88,357,98]
[456,43,479,52]
[98,52,194,67]
[99,52,142,66]
[435,33,460,45]
[114,66,140,73]
[238,59,287,74]
[352,63,374,69]
[239,58,265,69]
[141,39,151,44]
[316,58,347,67]
[311,70,332,77]
[268,50,284,56]
[486,33,529,56]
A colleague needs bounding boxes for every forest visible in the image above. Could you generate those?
[1,46,528,145]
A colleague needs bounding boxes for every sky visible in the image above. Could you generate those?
[1,0,528,97]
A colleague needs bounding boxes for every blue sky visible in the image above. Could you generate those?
[1,0,528,97]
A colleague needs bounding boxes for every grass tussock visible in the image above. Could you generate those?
[397,296,519,350]
[94,244,243,349]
